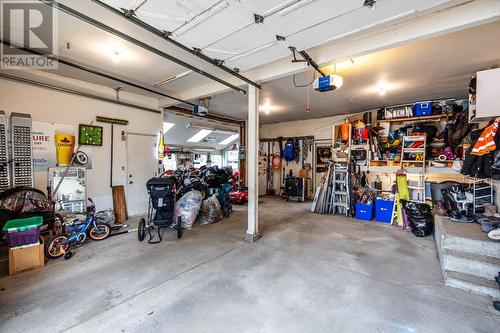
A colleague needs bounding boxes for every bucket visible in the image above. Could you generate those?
[430,181,460,203]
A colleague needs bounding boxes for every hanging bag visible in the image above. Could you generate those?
[283,140,295,162]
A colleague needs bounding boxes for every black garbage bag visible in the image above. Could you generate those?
[203,166,220,187]
[401,200,434,237]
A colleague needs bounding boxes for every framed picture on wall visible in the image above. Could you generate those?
[78,124,103,146]
[316,146,331,172]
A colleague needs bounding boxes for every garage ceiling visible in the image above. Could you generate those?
[1,0,497,125]
[205,20,500,123]
[101,0,464,72]
[2,0,473,98]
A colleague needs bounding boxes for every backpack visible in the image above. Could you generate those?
[283,140,295,162]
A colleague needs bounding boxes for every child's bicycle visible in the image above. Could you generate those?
[46,198,111,260]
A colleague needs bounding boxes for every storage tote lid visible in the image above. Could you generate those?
[3,216,43,232]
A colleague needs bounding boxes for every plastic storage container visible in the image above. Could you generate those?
[413,102,432,116]
[2,216,43,248]
[355,203,374,221]
[375,199,394,223]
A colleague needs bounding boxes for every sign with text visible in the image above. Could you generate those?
[32,121,92,171]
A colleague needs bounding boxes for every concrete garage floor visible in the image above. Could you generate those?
[0,198,498,333]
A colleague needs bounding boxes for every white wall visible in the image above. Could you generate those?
[259,114,350,196]
[0,78,162,213]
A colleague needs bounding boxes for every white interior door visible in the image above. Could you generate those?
[126,134,157,215]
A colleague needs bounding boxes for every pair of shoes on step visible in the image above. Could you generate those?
[477,216,500,233]
[444,209,475,223]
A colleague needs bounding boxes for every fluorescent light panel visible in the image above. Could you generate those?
[163,122,175,133]
[219,134,239,145]
[193,147,216,152]
[154,71,192,87]
[187,123,237,135]
[187,129,212,143]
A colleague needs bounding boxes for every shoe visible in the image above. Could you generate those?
[442,190,474,222]
[477,218,500,233]
[450,214,474,223]
[450,210,475,223]
[441,189,455,212]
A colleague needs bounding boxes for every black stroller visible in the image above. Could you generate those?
[138,176,181,244]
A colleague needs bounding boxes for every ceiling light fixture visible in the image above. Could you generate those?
[260,102,271,115]
[378,82,387,96]
[330,74,344,90]
[186,123,237,135]
[163,122,175,133]
[111,50,121,63]
[322,64,344,90]
[187,129,213,143]
[173,1,230,37]
[192,147,216,152]
[154,70,192,87]
[219,134,239,146]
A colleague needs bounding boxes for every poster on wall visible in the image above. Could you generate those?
[32,121,92,171]
[316,146,331,173]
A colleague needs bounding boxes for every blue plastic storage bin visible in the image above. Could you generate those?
[375,199,394,223]
[355,203,374,221]
[413,102,432,116]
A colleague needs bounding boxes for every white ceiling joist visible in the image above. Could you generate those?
[159,0,500,107]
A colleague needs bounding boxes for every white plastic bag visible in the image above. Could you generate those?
[173,190,203,229]
[199,195,223,225]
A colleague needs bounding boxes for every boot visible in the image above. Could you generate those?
[443,190,473,223]
[441,189,453,218]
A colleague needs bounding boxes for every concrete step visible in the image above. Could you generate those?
[435,215,500,259]
[445,271,500,299]
[435,215,500,299]
[443,234,500,259]
[443,249,500,280]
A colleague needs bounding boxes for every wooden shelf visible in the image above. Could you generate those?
[378,114,449,123]
[370,160,400,167]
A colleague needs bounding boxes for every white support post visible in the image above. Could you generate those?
[246,84,260,242]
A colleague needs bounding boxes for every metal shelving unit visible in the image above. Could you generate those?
[472,179,493,214]
[10,113,33,187]
[401,136,426,203]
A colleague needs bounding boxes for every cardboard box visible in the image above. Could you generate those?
[9,238,45,275]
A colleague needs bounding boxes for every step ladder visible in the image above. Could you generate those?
[317,161,350,215]
[331,163,349,215]
[401,135,426,203]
